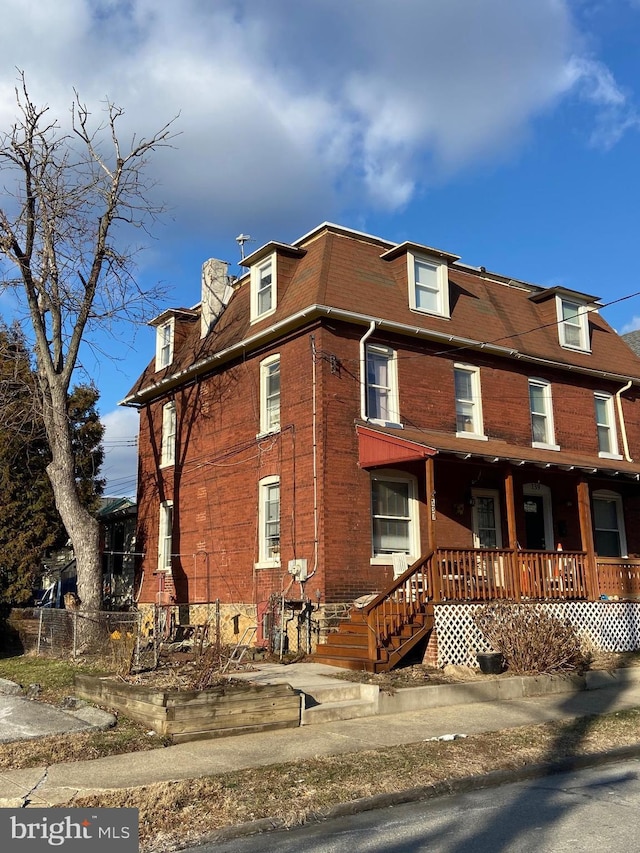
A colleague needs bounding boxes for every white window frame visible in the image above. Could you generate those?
[250,254,277,322]
[592,490,628,558]
[258,354,281,436]
[594,392,621,459]
[408,252,450,318]
[556,296,590,353]
[528,378,560,451]
[157,500,173,572]
[366,344,401,427]
[370,470,420,565]
[155,319,175,371]
[454,363,487,440]
[471,488,503,549]
[256,476,281,568]
[160,401,176,468]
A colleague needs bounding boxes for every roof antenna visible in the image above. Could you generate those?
[236,233,253,262]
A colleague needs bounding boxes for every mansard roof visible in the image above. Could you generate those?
[123,223,640,405]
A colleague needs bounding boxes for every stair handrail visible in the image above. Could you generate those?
[362,551,434,663]
[361,550,434,615]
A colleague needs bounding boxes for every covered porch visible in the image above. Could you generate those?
[313,427,640,671]
[357,423,640,605]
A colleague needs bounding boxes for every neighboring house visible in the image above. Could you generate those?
[123,222,640,668]
[99,497,137,610]
[38,497,137,610]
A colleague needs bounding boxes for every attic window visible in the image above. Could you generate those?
[155,319,175,371]
[251,254,277,322]
[556,296,590,353]
[408,252,449,318]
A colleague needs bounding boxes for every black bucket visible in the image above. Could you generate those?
[477,652,504,674]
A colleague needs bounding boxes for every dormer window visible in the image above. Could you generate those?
[408,252,449,318]
[155,319,175,371]
[251,254,277,322]
[557,296,590,352]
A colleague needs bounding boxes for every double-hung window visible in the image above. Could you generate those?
[366,344,400,426]
[454,364,486,439]
[557,297,590,352]
[155,319,174,371]
[370,472,419,563]
[251,255,276,322]
[257,476,280,566]
[528,379,559,450]
[259,355,280,435]
[157,501,173,572]
[408,253,449,317]
[594,392,621,458]
[160,401,176,467]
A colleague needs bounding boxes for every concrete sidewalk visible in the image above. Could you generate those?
[1,664,640,808]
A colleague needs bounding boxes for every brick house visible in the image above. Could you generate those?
[123,222,640,667]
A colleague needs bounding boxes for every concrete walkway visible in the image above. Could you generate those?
[1,664,640,808]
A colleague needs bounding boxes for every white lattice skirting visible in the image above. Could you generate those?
[434,601,640,668]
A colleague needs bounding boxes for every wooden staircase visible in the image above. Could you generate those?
[314,552,435,672]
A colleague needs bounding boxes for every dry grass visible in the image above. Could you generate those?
[2,652,640,851]
[72,709,640,852]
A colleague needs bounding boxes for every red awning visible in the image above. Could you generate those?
[357,425,437,469]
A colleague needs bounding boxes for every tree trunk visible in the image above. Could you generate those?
[44,384,102,612]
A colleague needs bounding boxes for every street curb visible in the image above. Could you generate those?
[183,742,640,849]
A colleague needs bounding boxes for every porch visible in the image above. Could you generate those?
[314,549,640,672]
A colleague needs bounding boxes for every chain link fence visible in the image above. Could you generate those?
[6,607,158,671]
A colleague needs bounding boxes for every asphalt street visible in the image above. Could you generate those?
[183,757,640,853]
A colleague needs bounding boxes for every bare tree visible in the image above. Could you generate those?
[0,73,176,612]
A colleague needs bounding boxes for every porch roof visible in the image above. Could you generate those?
[357,422,640,479]
[357,424,437,468]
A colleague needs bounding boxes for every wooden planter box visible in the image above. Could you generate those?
[74,674,301,743]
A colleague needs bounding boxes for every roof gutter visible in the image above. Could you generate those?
[121,304,640,407]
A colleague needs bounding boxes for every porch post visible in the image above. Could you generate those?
[577,479,599,600]
[504,466,521,600]
[425,456,440,602]
[425,455,436,551]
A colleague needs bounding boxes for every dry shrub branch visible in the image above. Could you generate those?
[473,602,586,674]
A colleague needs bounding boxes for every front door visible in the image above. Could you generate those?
[523,483,553,550]
[524,495,546,549]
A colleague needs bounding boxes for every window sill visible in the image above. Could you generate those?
[367,418,403,429]
[370,555,414,566]
[254,559,281,570]
[455,432,488,441]
[250,308,277,325]
[532,441,561,451]
[256,427,281,439]
[559,342,591,354]
[598,451,623,460]
[159,461,175,470]
[409,307,450,321]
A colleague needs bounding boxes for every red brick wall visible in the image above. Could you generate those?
[135,313,640,610]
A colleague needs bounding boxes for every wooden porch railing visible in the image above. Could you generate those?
[362,551,433,663]
[597,558,640,600]
[433,548,591,602]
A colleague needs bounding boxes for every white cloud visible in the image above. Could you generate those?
[100,407,139,497]
[0,0,636,233]
[619,316,640,335]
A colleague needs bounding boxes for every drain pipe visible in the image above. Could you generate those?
[615,379,633,461]
[360,320,377,420]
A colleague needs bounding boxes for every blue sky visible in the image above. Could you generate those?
[2,0,640,496]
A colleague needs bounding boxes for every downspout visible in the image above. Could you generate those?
[302,335,320,584]
[360,320,377,420]
[615,379,633,462]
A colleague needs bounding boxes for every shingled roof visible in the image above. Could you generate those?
[123,223,640,405]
